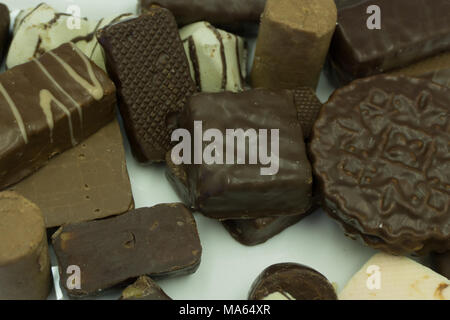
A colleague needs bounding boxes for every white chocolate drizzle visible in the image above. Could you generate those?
[39,89,76,145]
[0,83,28,144]
[48,45,104,101]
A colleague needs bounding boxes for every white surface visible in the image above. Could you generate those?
[3,0,383,300]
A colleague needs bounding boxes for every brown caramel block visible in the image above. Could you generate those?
[0,192,51,300]
[249,263,337,300]
[120,276,172,300]
[251,0,337,90]
[52,204,202,297]
[10,120,134,228]
[0,43,116,190]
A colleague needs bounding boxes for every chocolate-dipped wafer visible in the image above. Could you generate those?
[249,263,337,300]
[139,0,266,35]
[251,0,337,90]
[310,75,450,255]
[52,203,202,297]
[174,89,313,220]
[390,52,450,88]
[180,21,247,93]
[10,120,134,228]
[120,276,172,300]
[98,8,196,163]
[0,43,116,190]
[431,252,450,280]
[330,0,450,85]
[0,3,9,61]
[0,192,51,300]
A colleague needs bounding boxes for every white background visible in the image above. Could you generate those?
[2,0,384,300]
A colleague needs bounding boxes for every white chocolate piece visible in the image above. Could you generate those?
[7,3,133,70]
[339,253,450,300]
[180,21,247,93]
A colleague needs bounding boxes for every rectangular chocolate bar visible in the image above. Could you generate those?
[139,0,266,34]
[52,203,202,297]
[174,89,313,220]
[10,120,134,228]
[330,0,450,84]
[0,43,116,190]
[97,8,196,163]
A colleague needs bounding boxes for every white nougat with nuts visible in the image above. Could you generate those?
[180,21,247,93]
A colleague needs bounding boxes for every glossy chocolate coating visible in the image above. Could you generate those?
[11,120,134,228]
[0,3,9,61]
[330,0,450,83]
[431,251,450,279]
[178,89,313,220]
[120,276,172,300]
[52,203,201,297]
[139,0,265,34]
[249,263,337,300]
[310,75,450,255]
[0,43,116,190]
[0,192,51,300]
[97,9,196,163]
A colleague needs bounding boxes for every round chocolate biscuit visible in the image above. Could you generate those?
[248,263,337,300]
[310,75,450,255]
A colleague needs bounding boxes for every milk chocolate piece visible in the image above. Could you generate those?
[10,120,134,228]
[176,89,313,220]
[120,276,172,300]
[251,0,337,90]
[431,252,450,280]
[249,263,337,300]
[180,21,247,93]
[390,52,450,88]
[340,253,450,300]
[330,0,450,84]
[139,0,266,34]
[0,3,9,61]
[52,203,202,297]
[0,43,116,190]
[0,192,51,300]
[310,75,450,255]
[98,8,196,163]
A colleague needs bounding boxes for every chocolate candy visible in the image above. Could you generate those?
[431,252,450,280]
[292,87,323,140]
[10,120,134,228]
[0,3,9,61]
[0,192,51,300]
[7,3,133,70]
[175,89,313,220]
[330,0,450,84]
[390,52,450,88]
[310,75,450,255]
[180,21,247,93]
[251,0,337,90]
[340,253,450,300]
[0,43,116,190]
[249,263,337,300]
[52,203,202,297]
[120,276,172,300]
[98,8,196,163]
[139,0,266,34]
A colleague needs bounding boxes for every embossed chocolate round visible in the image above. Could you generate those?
[248,263,337,300]
[311,75,450,255]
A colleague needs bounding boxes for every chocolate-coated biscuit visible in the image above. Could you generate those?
[98,8,196,163]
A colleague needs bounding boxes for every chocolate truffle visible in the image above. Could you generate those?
[180,21,247,93]
[0,192,51,300]
[310,75,450,255]
[120,276,172,300]
[249,263,337,300]
[340,253,450,300]
[251,0,337,90]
